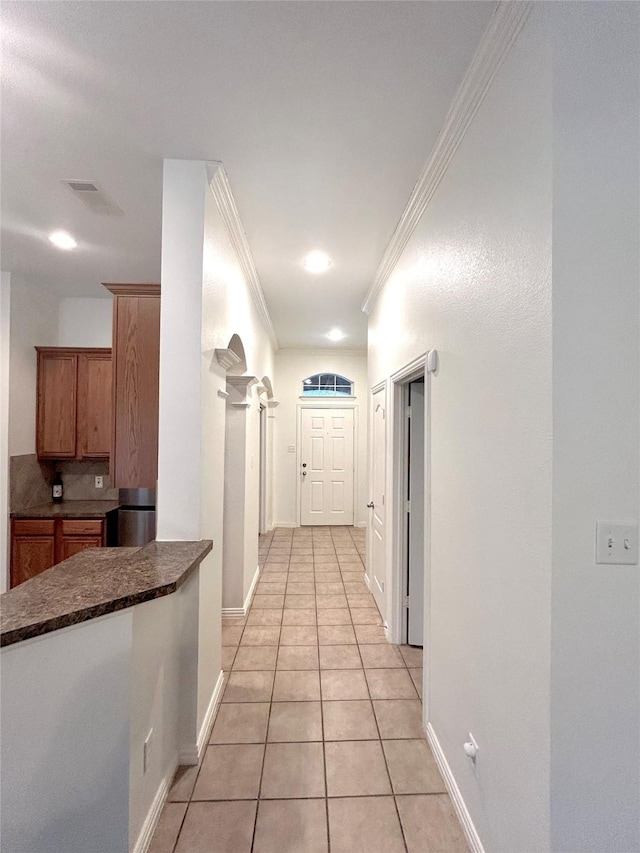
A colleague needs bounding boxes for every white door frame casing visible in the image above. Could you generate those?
[388,351,434,723]
[296,403,359,528]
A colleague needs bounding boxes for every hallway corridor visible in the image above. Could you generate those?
[150,527,468,853]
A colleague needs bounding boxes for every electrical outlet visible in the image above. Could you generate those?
[143,729,153,773]
[287,445,296,453]
[95,475,104,489]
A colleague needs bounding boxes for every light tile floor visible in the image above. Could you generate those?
[150,526,468,853]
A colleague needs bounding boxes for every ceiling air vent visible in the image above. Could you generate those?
[62,180,124,216]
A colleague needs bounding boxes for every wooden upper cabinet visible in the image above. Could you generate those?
[36,348,112,460]
[103,283,160,489]
[36,351,77,458]
[77,351,112,458]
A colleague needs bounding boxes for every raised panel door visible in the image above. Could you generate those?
[36,352,77,458]
[300,408,354,525]
[59,536,103,562]
[11,536,55,587]
[111,292,160,488]
[77,352,112,459]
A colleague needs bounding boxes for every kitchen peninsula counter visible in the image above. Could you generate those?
[0,539,212,647]
[1,537,218,853]
[11,499,121,518]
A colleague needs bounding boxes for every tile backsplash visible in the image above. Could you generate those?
[10,454,118,512]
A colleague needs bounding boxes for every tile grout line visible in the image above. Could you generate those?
[345,525,410,853]
[314,534,332,853]
[249,536,285,852]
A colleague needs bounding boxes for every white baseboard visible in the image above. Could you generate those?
[221,606,245,618]
[132,757,178,853]
[272,521,298,528]
[222,565,261,618]
[426,722,485,853]
[242,564,260,613]
[354,521,367,528]
[179,669,225,765]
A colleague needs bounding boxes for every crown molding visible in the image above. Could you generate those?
[276,347,367,358]
[361,0,533,315]
[215,348,242,372]
[267,400,279,409]
[206,162,279,351]
[103,282,160,298]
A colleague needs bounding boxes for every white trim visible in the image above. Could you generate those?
[361,1,533,314]
[221,565,261,618]
[244,564,260,613]
[206,162,279,349]
[215,348,242,371]
[221,605,246,618]
[217,389,230,399]
[132,757,179,853]
[296,403,358,528]
[277,347,367,357]
[371,379,387,395]
[272,521,298,528]
[363,571,371,591]
[426,723,486,853]
[299,395,356,401]
[178,669,225,765]
[354,521,367,529]
[390,352,427,384]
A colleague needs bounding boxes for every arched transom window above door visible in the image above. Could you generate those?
[301,373,354,397]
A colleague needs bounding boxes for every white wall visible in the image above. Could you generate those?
[8,277,60,456]
[550,4,640,850]
[1,612,133,853]
[158,159,275,731]
[368,7,552,851]
[57,297,112,348]
[273,349,368,527]
[1,273,10,586]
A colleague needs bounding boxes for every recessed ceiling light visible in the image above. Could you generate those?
[327,329,345,342]
[302,250,332,274]
[49,230,77,250]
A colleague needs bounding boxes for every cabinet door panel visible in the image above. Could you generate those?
[77,352,112,459]
[37,353,77,458]
[112,295,160,488]
[60,536,103,562]
[11,537,55,587]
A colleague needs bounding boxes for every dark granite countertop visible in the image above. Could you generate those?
[0,540,213,647]
[11,500,121,519]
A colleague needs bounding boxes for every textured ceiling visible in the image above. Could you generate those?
[1,1,495,348]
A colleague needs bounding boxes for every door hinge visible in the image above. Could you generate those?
[403,595,410,608]
[406,406,412,419]
[405,500,411,513]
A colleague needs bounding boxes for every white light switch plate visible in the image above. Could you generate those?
[596,521,639,565]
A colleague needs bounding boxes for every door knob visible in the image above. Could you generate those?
[367,501,374,508]
[302,471,307,476]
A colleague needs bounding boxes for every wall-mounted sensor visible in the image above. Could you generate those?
[464,733,478,763]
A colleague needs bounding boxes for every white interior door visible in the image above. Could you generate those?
[300,408,354,525]
[407,380,425,646]
[370,387,386,614]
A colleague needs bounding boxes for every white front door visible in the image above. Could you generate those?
[300,408,354,525]
[370,387,386,614]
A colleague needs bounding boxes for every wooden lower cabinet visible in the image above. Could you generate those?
[11,517,105,588]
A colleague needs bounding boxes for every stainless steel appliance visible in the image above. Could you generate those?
[118,488,156,546]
